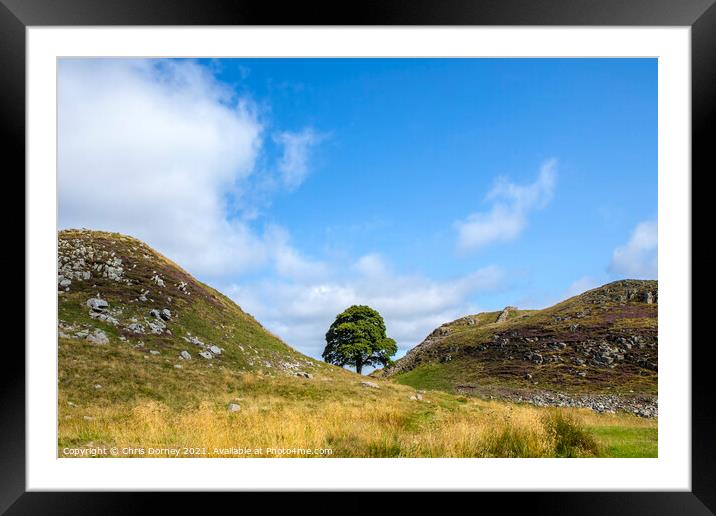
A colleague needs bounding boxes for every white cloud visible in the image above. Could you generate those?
[609,220,658,279]
[226,259,505,359]
[566,276,601,297]
[456,159,557,251]
[353,253,389,277]
[264,226,329,280]
[58,59,271,277]
[273,128,323,190]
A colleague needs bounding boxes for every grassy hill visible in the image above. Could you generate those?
[57,230,656,457]
[58,229,327,407]
[377,280,657,416]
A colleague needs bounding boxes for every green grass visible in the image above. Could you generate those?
[589,425,658,457]
[394,362,454,391]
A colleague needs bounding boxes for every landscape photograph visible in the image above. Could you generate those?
[57,57,657,458]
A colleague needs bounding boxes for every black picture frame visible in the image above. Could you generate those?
[4,0,712,513]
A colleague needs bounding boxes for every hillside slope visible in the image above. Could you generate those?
[58,229,326,408]
[378,280,657,416]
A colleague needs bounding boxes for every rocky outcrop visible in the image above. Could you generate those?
[575,279,658,305]
[58,237,127,292]
[383,280,658,408]
[496,306,517,323]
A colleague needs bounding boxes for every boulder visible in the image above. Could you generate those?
[127,322,145,334]
[86,330,109,345]
[86,298,108,312]
[360,381,380,389]
[90,311,119,325]
[180,350,191,360]
[183,335,205,347]
[209,345,222,355]
[199,351,213,359]
[228,403,241,412]
[160,309,171,321]
[147,320,165,334]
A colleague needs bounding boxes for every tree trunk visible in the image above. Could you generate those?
[356,359,363,375]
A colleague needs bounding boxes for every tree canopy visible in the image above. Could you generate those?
[322,305,397,375]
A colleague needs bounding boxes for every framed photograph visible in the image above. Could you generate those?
[7,0,712,512]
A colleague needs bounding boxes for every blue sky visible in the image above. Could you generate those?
[59,58,657,363]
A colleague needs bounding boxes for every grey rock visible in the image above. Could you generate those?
[160,309,171,321]
[180,350,191,360]
[228,403,241,412]
[89,311,119,325]
[149,350,160,355]
[209,345,222,355]
[147,320,165,334]
[496,306,517,323]
[127,322,145,334]
[86,330,109,345]
[86,298,109,312]
[183,335,205,347]
[525,352,543,364]
[199,351,213,359]
[360,381,380,389]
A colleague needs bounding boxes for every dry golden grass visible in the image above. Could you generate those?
[58,374,654,458]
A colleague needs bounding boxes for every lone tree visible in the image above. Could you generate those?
[322,305,397,375]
